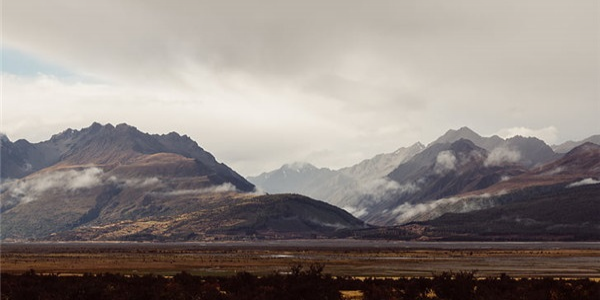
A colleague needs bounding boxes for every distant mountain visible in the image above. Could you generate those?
[1,123,364,241]
[351,142,600,241]
[387,142,600,232]
[552,135,600,153]
[250,127,560,222]
[429,127,504,150]
[414,142,600,240]
[247,143,425,217]
[363,139,527,225]
[339,143,426,181]
[248,162,341,195]
[430,127,558,168]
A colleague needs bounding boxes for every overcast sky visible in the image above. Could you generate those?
[2,0,599,176]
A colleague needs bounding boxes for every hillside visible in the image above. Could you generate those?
[419,183,600,241]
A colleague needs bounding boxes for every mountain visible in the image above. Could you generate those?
[417,152,600,239]
[552,135,600,153]
[0,123,365,241]
[361,139,526,225]
[247,143,425,217]
[248,162,341,195]
[429,127,504,150]
[249,127,559,222]
[430,127,558,168]
[387,143,600,237]
[351,143,600,241]
[338,143,426,181]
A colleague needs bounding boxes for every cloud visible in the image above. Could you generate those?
[484,147,521,167]
[358,178,419,199]
[2,167,104,203]
[567,178,600,188]
[154,183,238,197]
[495,126,559,145]
[434,151,457,173]
[392,192,499,224]
[3,0,597,175]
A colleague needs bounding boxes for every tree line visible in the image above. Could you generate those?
[2,266,598,300]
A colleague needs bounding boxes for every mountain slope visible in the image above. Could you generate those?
[46,193,366,241]
[419,183,600,241]
[552,135,600,153]
[364,139,527,225]
[338,143,426,181]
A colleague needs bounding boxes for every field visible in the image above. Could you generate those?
[2,241,599,278]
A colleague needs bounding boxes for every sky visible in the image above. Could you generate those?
[1,0,599,176]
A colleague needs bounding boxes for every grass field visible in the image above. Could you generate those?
[2,241,599,278]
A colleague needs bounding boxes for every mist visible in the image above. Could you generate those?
[567,178,600,188]
[154,183,238,197]
[434,151,457,174]
[2,168,104,203]
[485,147,521,167]
[392,192,502,224]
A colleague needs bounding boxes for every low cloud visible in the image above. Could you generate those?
[111,177,162,188]
[155,183,238,197]
[2,167,104,203]
[567,178,600,188]
[392,192,501,224]
[485,147,521,167]
[434,151,457,174]
[358,178,419,199]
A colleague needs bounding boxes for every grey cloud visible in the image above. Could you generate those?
[484,147,521,167]
[567,178,600,188]
[392,191,506,224]
[3,0,598,175]
[153,183,238,197]
[2,167,104,203]
[434,151,457,173]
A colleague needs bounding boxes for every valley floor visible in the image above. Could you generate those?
[1,240,599,278]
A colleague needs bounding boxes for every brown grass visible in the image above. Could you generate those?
[2,242,599,278]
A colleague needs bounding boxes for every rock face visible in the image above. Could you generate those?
[0,123,364,241]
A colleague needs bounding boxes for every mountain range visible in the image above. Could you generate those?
[1,123,598,241]
[0,123,364,241]
[248,127,600,239]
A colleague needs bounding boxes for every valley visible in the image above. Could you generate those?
[2,241,599,278]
